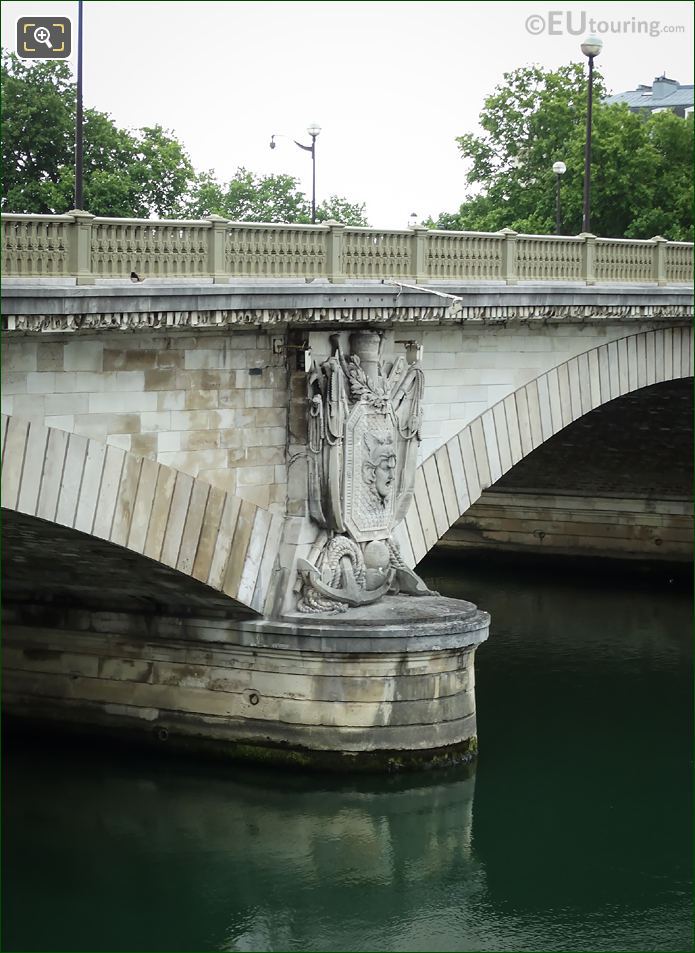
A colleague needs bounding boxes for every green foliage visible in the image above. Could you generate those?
[2,51,368,224]
[432,64,693,241]
[186,171,369,225]
[2,51,196,217]
[618,111,693,242]
[315,195,368,226]
[186,168,313,222]
[1,53,74,211]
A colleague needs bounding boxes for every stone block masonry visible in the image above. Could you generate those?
[438,378,693,562]
[2,332,289,514]
[377,323,682,463]
[440,492,692,562]
[3,595,489,770]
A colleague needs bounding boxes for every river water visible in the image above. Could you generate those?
[3,558,692,952]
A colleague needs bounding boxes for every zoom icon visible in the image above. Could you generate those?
[17,17,71,58]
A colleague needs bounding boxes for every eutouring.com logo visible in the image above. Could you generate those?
[17,17,71,58]
[524,11,686,38]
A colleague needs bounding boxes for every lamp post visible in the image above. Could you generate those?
[74,0,84,209]
[552,161,566,235]
[269,123,322,223]
[581,35,603,233]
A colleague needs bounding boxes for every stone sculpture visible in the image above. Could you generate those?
[298,331,436,613]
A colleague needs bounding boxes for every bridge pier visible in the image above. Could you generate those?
[4,596,488,771]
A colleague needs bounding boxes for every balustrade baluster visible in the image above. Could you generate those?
[0,214,691,284]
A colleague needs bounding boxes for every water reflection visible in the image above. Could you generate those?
[425,557,693,952]
[425,558,692,672]
[3,744,483,952]
[3,558,692,953]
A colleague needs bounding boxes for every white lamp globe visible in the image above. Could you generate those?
[581,36,603,57]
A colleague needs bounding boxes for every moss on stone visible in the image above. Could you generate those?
[5,713,479,776]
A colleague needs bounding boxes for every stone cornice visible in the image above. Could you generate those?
[3,303,692,335]
[2,281,692,333]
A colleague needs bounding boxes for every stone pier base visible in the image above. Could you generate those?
[3,596,489,772]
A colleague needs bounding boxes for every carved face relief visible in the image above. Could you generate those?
[363,433,397,506]
[375,456,396,499]
[343,404,398,541]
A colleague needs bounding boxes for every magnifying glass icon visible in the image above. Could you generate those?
[34,26,53,49]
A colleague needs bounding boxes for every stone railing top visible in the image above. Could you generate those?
[2,211,693,236]
[2,212,77,222]
[2,213,335,229]
[2,213,692,286]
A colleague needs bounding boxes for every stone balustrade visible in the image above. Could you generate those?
[2,212,692,286]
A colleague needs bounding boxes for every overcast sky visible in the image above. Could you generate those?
[2,1,693,227]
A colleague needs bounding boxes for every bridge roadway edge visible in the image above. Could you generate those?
[2,280,693,326]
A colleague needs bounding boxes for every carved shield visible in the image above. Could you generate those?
[343,402,398,542]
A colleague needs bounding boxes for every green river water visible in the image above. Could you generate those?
[2,557,692,952]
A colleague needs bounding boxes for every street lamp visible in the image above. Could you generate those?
[75,0,84,209]
[269,123,322,223]
[552,161,566,235]
[581,35,603,233]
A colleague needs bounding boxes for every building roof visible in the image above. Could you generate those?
[606,76,694,110]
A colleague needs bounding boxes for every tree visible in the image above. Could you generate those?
[2,52,196,217]
[186,169,312,222]
[1,54,74,212]
[186,170,369,225]
[315,195,368,226]
[2,51,369,223]
[616,111,693,241]
[125,125,196,218]
[431,64,693,241]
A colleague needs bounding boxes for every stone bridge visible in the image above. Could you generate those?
[2,215,693,769]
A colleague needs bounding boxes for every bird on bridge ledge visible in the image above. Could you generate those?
[130,271,144,283]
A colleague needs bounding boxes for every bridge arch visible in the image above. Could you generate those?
[0,414,282,615]
[397,326,693,567]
